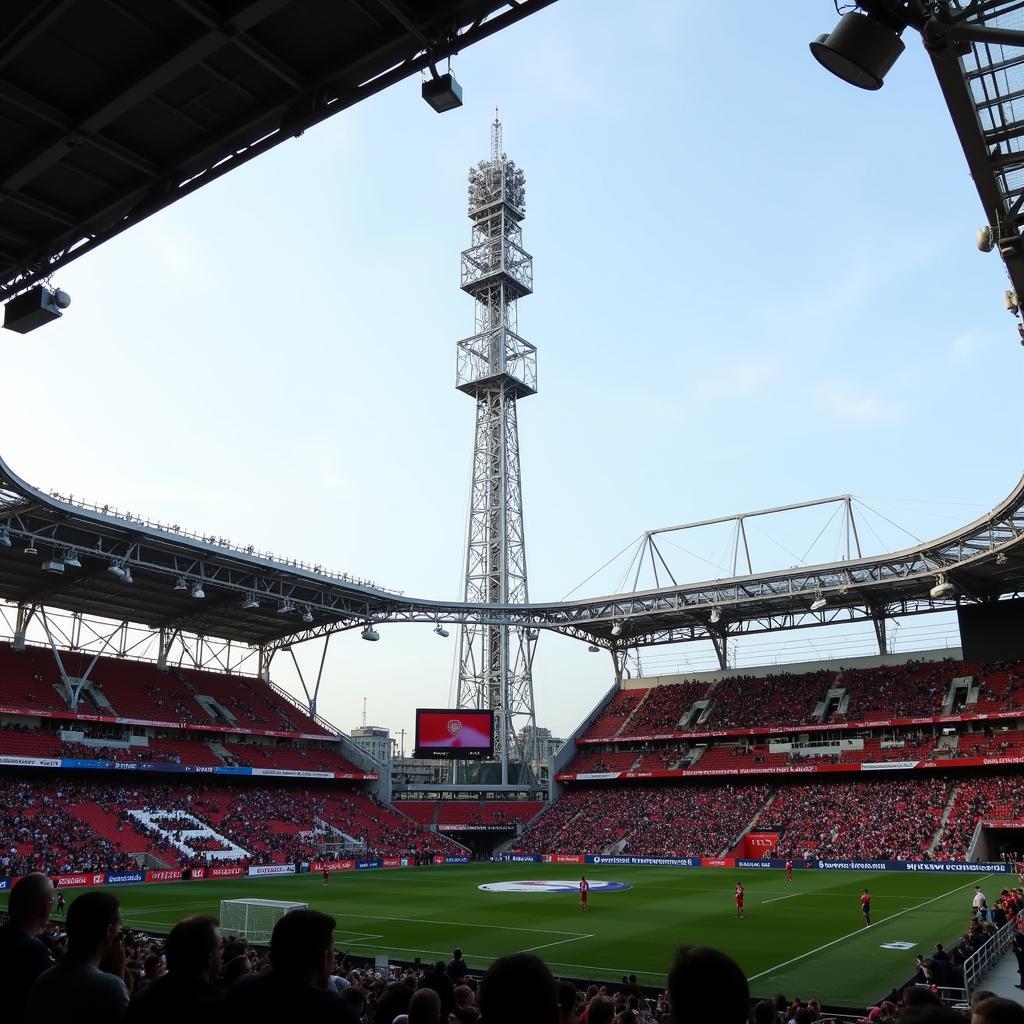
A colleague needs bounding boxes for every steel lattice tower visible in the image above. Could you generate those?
[455,115,537,785]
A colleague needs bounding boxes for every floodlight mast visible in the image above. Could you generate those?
[454,114,538,787]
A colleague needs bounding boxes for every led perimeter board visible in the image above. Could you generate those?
[414,708,494,760]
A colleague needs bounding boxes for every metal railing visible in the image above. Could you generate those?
[964,920,1016,994]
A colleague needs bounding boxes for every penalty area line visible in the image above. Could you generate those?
[761,893,800,905]
[748,873,992,983]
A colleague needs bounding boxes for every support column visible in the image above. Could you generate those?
[709,629,729,671]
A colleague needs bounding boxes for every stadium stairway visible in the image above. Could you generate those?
[613,688,653,737]
[927,784,964,856]
[69,802,151,857]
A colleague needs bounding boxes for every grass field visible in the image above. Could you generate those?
[100,863,994,1008]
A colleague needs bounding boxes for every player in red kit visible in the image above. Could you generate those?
[861,889,872,926]
[786,860,793,882]
[322,865,330,887]
[580,876,589,911]
[735,882,745,919]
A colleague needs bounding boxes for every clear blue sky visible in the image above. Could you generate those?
[3,1,1017,743]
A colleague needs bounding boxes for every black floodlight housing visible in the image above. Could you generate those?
[810,11,906,90]
[422,72,463,113]
[3,285,70,333]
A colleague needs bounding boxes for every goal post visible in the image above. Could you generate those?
[219,898,308,944]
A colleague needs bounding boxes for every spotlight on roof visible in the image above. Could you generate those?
[174,577,188,592]
[361,623,380,642]
[610,622,623,637]
[810,595,827,612]
[302,609,314,624]
[422,72,463,113]
[42,559,65,574]
[434,624,450,638]
[62,550,82,569]
[587,645,600,653]
[23,541,39,556]
[191,582,205,600]
[809,11,905,91]
[0,528,10,547]
[278,600,296,615]
[108,562,132,583]
[242,594,260,610]
[709,607,721,624]
[996,552,1009,566]
[2,285,71,334]
[930,575,955,600]
[526,628,539,640]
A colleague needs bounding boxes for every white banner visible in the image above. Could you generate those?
[249,768,335,780]
[0,756,61,768]
[247,864,296,877]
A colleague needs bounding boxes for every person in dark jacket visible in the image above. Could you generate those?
[123,915,223,1024]
[0,872,54,1024]
[223,909,359,1024]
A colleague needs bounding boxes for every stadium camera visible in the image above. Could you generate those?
[978,226,994,253]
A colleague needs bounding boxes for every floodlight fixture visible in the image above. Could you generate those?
[108,562,132,583]
[996,552,1009,566]
[42,559,65,574]
[930,575,955,600]
[0,527,10,547]
[422,72,463,113]
[361,623,380,642]
[587,645,600,653]
[610,622,623,637]
[434,624,450,638]
[810,595,827,612]
[302,609,314,624]
[174,577,188,592]
[2,285,71,333]
[709,607,721,624]
[809,11,905,91]
[278,600,296,615]
[241,594,260,610]
[526,628,539,640]
[62,550,82,569]
[191,582,205,600]
[23,541,39,556]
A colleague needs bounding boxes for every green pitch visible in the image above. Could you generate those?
[100,863,994,1007]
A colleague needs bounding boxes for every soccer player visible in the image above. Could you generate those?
[579,876,589,911]
[735,882,745,919]
[786,860,793,883]
[55,890,66,916]
[322,864,330,887]
[861,888,872,927]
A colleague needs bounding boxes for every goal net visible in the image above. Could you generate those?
[219,898,308,944]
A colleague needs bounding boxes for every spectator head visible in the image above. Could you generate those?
[223,954,252,985]
[902,988,942,1010]
[452,948,464,962]
[166,915,222,980]
[65,890,121,962]
[794,1009,815,1024]
[376,982,413,1024]
[752,1001,777,1024]
[6,872,53,935]
[668,946,749,1024]
[588,997,616,1024]
[973,998,1024,1024]
[270,909,336,986]
[143,953,163,980]
[479,953,557,1024]
[410,987,442,1024]
[342,987,367,1013]
[455,985,476,1009]
[971,992,998,1009]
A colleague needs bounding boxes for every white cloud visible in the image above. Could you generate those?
[817,383,902,422]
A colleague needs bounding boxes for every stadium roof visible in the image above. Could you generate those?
[2,453,1024,658]
[0,0,555,299]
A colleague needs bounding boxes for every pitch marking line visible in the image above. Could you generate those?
[523,934,595,954]
[330,911,584,937]
[761,893,800,904]
[748,873,992,983]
